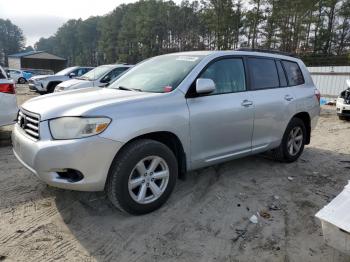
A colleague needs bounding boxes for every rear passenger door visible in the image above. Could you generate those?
[247,57,296,152]
[187,57,254,168]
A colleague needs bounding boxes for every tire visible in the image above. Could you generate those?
[106,139,178,215]
[339,116,347,121]
[272,118,306,163]
[18,77,26,84]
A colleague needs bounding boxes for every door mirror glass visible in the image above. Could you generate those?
[196,78,216,94]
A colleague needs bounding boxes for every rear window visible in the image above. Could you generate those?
[247,58,279,90]
[282,60,304,86]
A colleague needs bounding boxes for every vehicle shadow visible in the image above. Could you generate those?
[50,146,350,262]
[0,126,12,147]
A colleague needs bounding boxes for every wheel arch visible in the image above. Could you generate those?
[115,131,187,179]
[291,112,311,144]
[47,81,62,92]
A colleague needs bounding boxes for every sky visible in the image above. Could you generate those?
[0,0,139,46]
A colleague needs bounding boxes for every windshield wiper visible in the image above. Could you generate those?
[118,86,142,92]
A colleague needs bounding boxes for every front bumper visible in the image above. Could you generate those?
[336,100,350,117]
[28,81,45,92]
[12,123,123,191]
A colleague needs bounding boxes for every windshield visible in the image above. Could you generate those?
[80,65,113,81]
[109,54,204,93]
[55,67,76,76]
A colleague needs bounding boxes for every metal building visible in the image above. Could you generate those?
[308,66,350,98]
[8,51,67,73]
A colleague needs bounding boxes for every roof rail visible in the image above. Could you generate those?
[236,48,298,57]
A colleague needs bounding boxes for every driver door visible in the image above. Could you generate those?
[186,57,254,169]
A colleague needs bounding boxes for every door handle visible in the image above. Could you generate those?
[284,95,294,101]
[241,100,253,107]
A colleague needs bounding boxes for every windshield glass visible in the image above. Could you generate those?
[80,65,113,81]
[55,67,76,76]
[109,54,204,93]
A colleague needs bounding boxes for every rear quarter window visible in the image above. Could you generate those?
[247,58,279,90]
[282,60,304,86]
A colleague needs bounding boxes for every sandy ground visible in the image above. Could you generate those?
[0,86,349,262]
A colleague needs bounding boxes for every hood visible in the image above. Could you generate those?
[30,75,51,80]
[21,88,159,120]
[57,78,89,89]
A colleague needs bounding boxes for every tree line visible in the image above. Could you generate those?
[2,0,350,67]
[0,18,25,66]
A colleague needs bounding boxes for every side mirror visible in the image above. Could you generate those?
[69,72,76,78]
[196,78,216,94]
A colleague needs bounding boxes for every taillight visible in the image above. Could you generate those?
[314,89,321,104]
[0,83,15,94]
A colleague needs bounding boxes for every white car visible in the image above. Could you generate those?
[54,64,132,92]
[28,66,93,94]
[6,69,28,84]
[336,79,350,120]
[0,66,18,127]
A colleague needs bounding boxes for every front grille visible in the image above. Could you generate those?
[17,110,40,140]
[342,110,350,115]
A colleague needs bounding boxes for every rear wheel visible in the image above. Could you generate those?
[273,118,306,163]
[106,139,178,215]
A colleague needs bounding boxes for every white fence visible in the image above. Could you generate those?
[308,66,350,98]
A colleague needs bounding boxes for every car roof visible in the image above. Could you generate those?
[166,50,301,62]
[97,64,133,68]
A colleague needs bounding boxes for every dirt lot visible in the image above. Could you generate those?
[0,85,349,262]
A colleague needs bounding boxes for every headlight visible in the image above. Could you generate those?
[49,117,111,139]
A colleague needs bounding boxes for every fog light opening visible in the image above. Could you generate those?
[57,169,84,182]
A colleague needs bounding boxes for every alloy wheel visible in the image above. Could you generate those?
[287,126,303,156]
[128,156,169,204]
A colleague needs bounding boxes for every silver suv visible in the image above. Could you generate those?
[28,66,94,94]
[12,50,320,214]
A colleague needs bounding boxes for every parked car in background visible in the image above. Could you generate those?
[336,79,350,120]
[0,66,17,126]
[12,50,320,215]
[6,69,32,84]
[55,64,133,92]
[28,66,94,94]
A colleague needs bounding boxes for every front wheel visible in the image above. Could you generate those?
[18,77,26,84]
[273,118,306,163]
[106,139,178,215]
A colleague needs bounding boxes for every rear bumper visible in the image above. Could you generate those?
[12,123,123,191]
[0,93,18,127]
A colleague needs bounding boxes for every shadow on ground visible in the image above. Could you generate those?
[47,146,350,262]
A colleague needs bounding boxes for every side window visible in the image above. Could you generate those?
[276,61,287,87]
[247,58,279,90]
[101,68,125,83]
[76,68,85,76]
[199,58,246,95]
[282,60,304,86]
[82,68,92,75]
